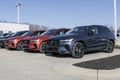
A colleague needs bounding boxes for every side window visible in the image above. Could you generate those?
[56,30,65,35]
[64,29,70,33]
[31,32,39,36]
[19,32,26,36]
[59,30,65,35]
[104,27,111,33]
[37,31,42,36]
[89,27,98,35]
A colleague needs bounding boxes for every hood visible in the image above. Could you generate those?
[7,36,27,40]
[24,36,40,40]
[48,34,79,40]
[24,35,52,40]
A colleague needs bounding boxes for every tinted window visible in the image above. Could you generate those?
[99,26,112,34]
[64,29,70,33]
[3,33,9,36]
[88,26,98,34]
[55,29,70,35]
[11,31,28,37]
[4,33,14,37]
[37,31,44,36]
[103,27,111,33]
[31,31,43,36]
[55,30,64,35]
[21,31,33,36]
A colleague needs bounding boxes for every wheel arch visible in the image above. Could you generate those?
[76,40,86,47]
[70,40,86,53]
[109,39,115,45]
[16,40,22,48]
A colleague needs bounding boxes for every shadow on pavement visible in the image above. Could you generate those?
[45,53,71,58]
[73,54,120,70]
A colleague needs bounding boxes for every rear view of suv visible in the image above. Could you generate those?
[22,28,70,52]
[45,25,115,58]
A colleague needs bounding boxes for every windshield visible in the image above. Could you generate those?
[0,33,8,37]
[11,31,28,37]
[66,27,86,34]
[4,33,13,37]
[41,29,57,36]
[21,31,33,36]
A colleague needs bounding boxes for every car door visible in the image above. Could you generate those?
[98,26,111,48]
[86,26,102,51]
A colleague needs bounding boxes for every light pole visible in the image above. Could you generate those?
[114,0,117,39]
[15,3,22,24]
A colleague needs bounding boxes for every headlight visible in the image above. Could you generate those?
[60,38,73,43]
[10,39,16,42]
[31,39,39,42]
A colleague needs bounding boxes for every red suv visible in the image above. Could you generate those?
[6,30,45,50]
[22,28,70,52]
[4,31,28,48]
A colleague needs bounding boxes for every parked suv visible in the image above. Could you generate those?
[4,31,28,48]
[6,30,45,50]
[45,25,115,58]
[22,28,70,52]
[0,33,14,48]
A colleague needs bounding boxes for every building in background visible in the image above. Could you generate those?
[0,22,49,36]
[0,22,29,34]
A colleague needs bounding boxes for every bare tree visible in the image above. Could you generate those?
[29,24,48,30]
[109,26,114,32]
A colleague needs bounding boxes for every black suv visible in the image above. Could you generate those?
[45,25,115,58]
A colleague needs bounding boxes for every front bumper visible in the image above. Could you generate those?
[46,45,70,54]
[8,42,16,49]
[46,40,71,54]
[22,40,39,51]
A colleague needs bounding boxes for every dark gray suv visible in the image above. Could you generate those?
[45,25,115,58]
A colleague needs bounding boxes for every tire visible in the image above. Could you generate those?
[0,42,4,48]
[39,42,47,53]
[72,42,85,58]
[16,41,23,51]
[105,40,114,53]
[23,49,29,52]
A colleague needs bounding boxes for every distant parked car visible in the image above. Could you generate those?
[4,31,29,48]
[45,25,115,58]
[22,28,70,52]
[0,33,9,38]
[5,30,45,50]
[0,33,14,48]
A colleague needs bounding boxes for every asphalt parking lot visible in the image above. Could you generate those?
[0,49,120,80]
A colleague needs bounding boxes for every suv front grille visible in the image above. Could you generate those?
[47,40,59,46]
